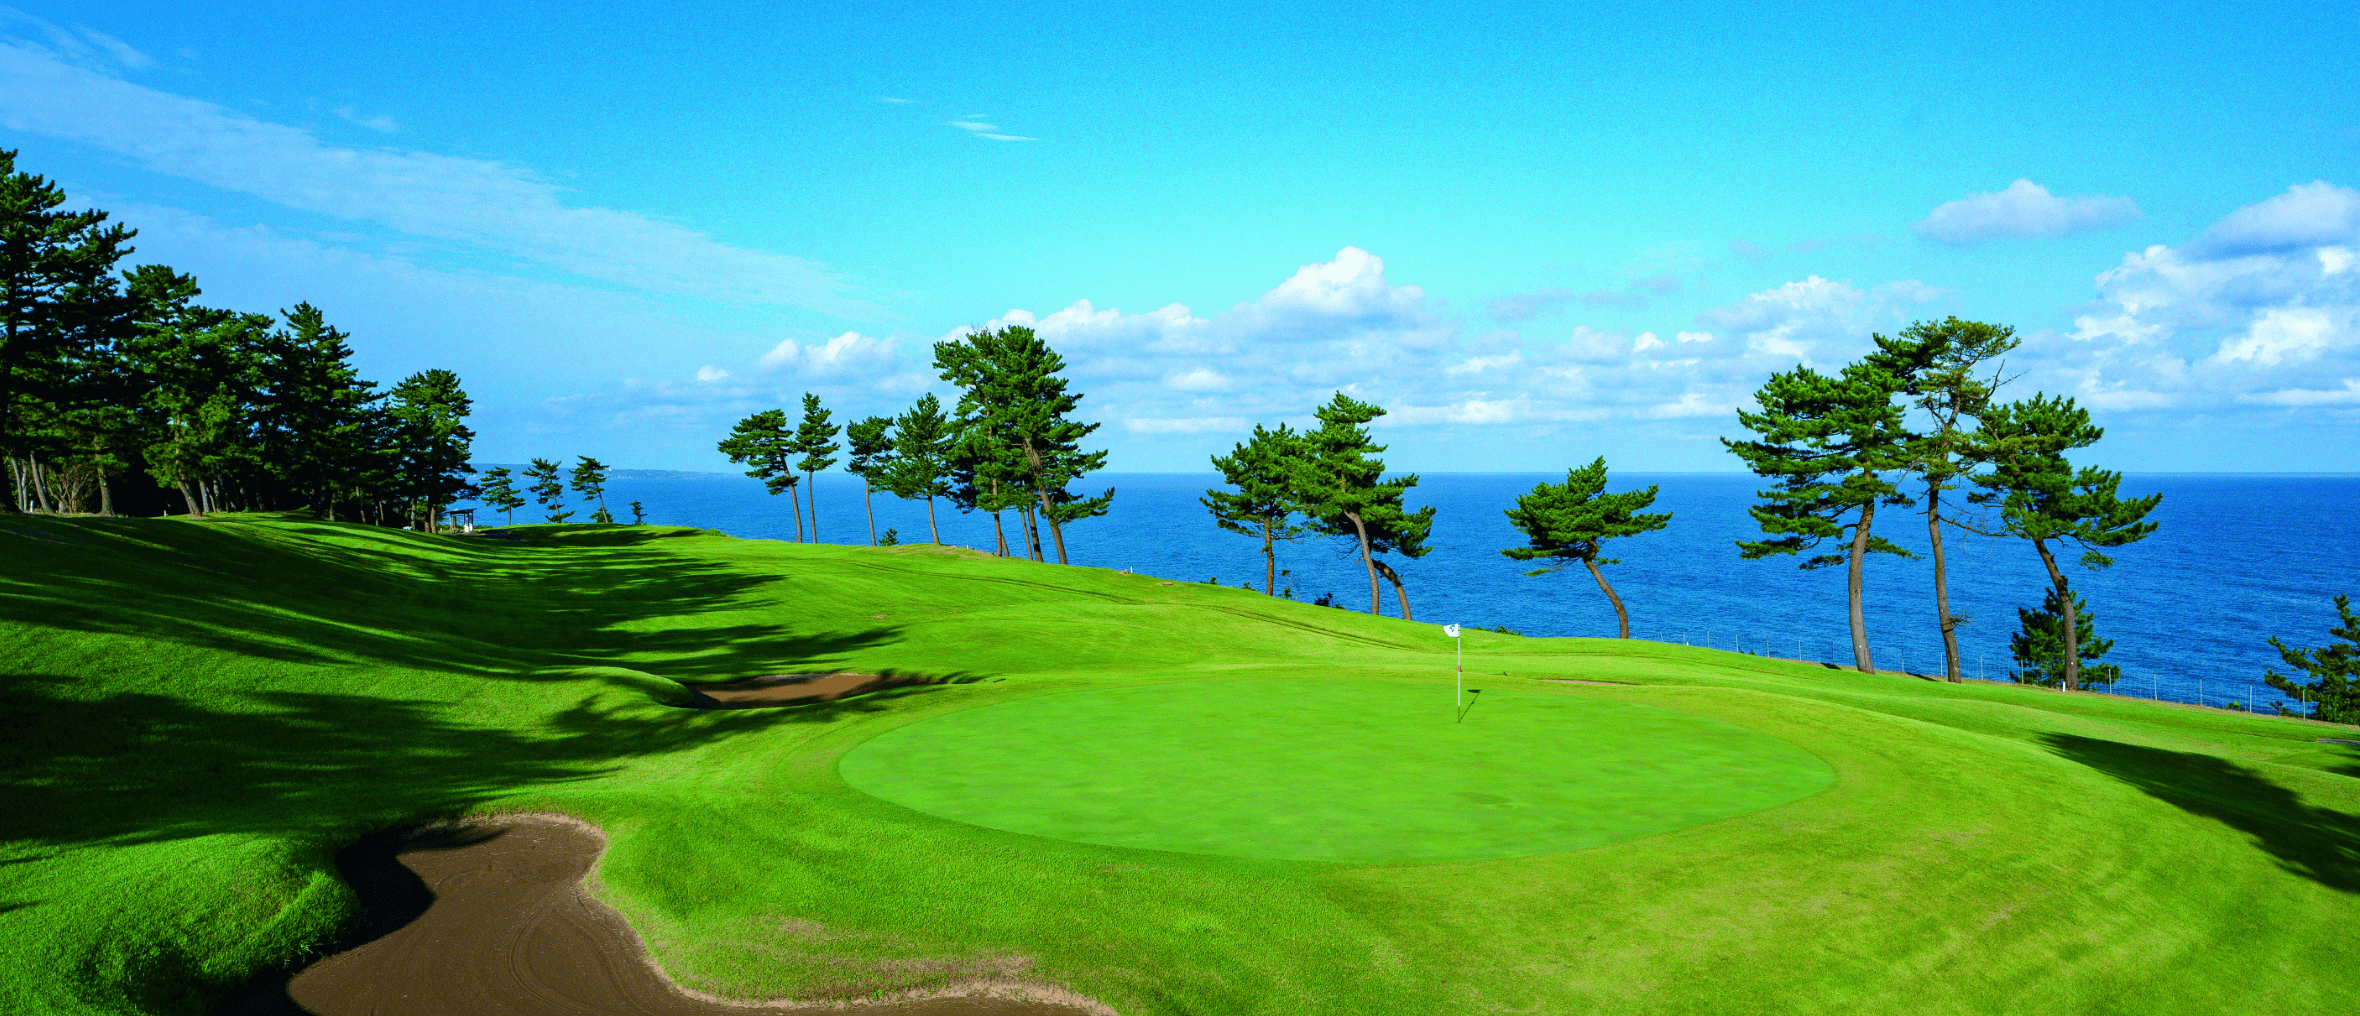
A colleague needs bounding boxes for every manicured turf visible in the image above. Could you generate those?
[5,514,2359,1015]
[840,679,1833,861]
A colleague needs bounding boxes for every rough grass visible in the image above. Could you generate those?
[3,514,2357,1015]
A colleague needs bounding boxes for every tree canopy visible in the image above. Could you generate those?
[1204,423,1305,596]
[1501,457,1670,638]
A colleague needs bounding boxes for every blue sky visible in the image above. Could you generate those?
[5,1,2356,471]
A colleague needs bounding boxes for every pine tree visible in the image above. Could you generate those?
[1723,351,1927,672]
[718,409,802,541]
[477,466,525,526]
[524,457,570,523]
[789,393,839,543]
[388,369,475,531]
[1203,423,1305,596]
[2010,586,2121,688]
[628,500,647,525]
[932,326,1112,565]
[1881,317,2020,682]
[845,415,894,546]
[570,455,611,524]
[1,149,138,513]
[881,393,953,544]
[1289,393,1420,617]
[1501,457,1671,638]
[2265,595,2360,723]
[1971,395,2159,690]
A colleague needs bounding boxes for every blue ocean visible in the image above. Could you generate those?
[479,471,2360,715]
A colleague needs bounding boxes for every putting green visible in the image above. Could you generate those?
[839,679,1834,862]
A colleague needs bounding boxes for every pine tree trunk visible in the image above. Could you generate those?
[805,470,819,543]
[1847,498,1877,672]
[1261,518,1276,595]
[1582,556,1631,638]
[862,478,876,546]
[2033,537,2077,690]
[1022,507,1044,561]
[1373,558,1413,621]
[1034,489,1070,565]
[98,472,113,516]
[1346,510,1380,614]
[924,496,941,544]
[178,480,201,517]
[1928,482,1963,682]
[990,510,1008,556]
[788,483,807,543]
[30,456,53,513]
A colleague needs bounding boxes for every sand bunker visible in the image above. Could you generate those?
[688,672,933,709]
[221,815,1109,1015]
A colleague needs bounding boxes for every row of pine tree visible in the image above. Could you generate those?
[1,150,476,526]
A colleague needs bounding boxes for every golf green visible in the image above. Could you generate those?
[838,679,1835,862]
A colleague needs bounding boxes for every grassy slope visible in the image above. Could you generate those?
[2,515,2355,1015]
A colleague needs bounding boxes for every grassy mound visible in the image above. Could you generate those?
[3,514,2357,1015]
[839,679,1833,861]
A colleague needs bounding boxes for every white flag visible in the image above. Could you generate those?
[1444,624,1461,638]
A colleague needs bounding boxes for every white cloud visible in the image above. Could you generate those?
[879,96,917,104]
[0,33,872,315]
[1696,275,1943,362]
[947,115,1035,141]
[1164,367,1234,391]
[2048,181,2360,413]
[2193,181,2360,257]
[1913,179,2142,245]
[332,105,397,132]
[72,26,151,69]
[2244,379,2360,406]
[757,331,898,375]
[1445,352,1522,374]
[696,365,731,383]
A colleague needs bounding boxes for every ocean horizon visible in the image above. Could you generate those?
[464,469,2360,717]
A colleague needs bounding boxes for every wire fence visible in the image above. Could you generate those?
[1651,625,2307,718]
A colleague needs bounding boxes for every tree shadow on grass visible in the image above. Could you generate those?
[0,515,849,683]
[0,668,939,855]
[2043,733,2360,893]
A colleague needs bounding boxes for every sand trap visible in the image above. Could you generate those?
[220,815,1110,1016]
[688,672,933,709]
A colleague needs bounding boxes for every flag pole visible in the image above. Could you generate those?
[1445,623,1463,716]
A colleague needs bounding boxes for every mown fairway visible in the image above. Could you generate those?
[4,515,2358,1015]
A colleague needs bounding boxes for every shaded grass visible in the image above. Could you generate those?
[2,514,2357,1015]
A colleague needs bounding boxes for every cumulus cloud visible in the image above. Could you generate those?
[2055,181,2360,411]
[1913,179,2142,245]
[0,29,873,315]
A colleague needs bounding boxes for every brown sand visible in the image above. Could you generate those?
[222,816,1109,1016]
[688,673,933,709]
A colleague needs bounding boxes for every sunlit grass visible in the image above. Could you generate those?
[3,514,2355,1014]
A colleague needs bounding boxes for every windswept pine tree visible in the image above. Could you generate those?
[718,408,802,542]
[1204,423,1304,596]
[845,415,894,546]
[570,455,611,524]
[2265,595,2360,722]
[790,393,839,543]
[1724,348,1929,672]
[881,393,953,544]
[477,466,524,526]
[1972,394,2159,690]
[525,458,570,523]
[1879,317,2019,682]
[1501,457,1670,639]
[1289,393,1423,617]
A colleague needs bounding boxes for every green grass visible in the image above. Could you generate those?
[839,679,1833,861]
[3,513,2358,1015]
